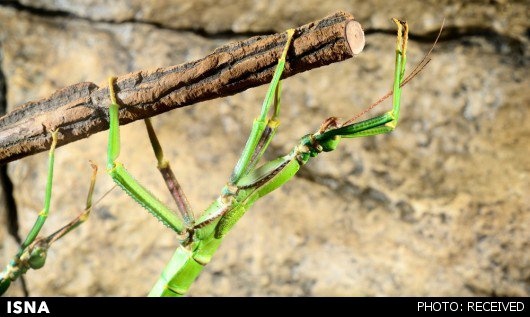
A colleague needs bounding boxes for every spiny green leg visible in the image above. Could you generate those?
[229,29,295,185]
[107,77,185,234]
[144,118,194,226]
[315,19,408,143]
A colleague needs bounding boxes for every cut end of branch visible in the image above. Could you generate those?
[345,21,365,55]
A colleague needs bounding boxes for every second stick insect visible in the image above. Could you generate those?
[107,19,410,296]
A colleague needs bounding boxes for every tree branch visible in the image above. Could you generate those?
[0,11,365,165]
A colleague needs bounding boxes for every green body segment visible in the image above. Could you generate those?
[148,212,226,296]
[149,246,206,296]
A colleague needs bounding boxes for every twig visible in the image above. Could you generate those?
[0,11,365,165]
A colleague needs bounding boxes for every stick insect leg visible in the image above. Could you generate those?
[107,78,186,234]
[43,162,98,245]
[316,19,408,142]
[229,29,295,185]
[0,130,58,293]
[16,130,59,258]
[144,118,194,226]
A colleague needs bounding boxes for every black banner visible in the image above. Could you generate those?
[0,297,527,316]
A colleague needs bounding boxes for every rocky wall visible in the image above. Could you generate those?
[0,0,528,296]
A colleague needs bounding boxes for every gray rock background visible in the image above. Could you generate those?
[0,0,528,296]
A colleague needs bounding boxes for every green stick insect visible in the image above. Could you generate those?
[107,18,417,297]
[1,18,438,296]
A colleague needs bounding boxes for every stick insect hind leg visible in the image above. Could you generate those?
[0,131,98,295]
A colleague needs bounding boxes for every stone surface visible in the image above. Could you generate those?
[17,0,528,39]
[0,1,528,296]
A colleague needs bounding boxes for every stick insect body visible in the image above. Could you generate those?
[107,19,409,296]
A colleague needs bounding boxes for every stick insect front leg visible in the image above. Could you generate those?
[0,131,98,295]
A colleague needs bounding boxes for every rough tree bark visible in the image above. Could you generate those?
[0,11,365,165]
